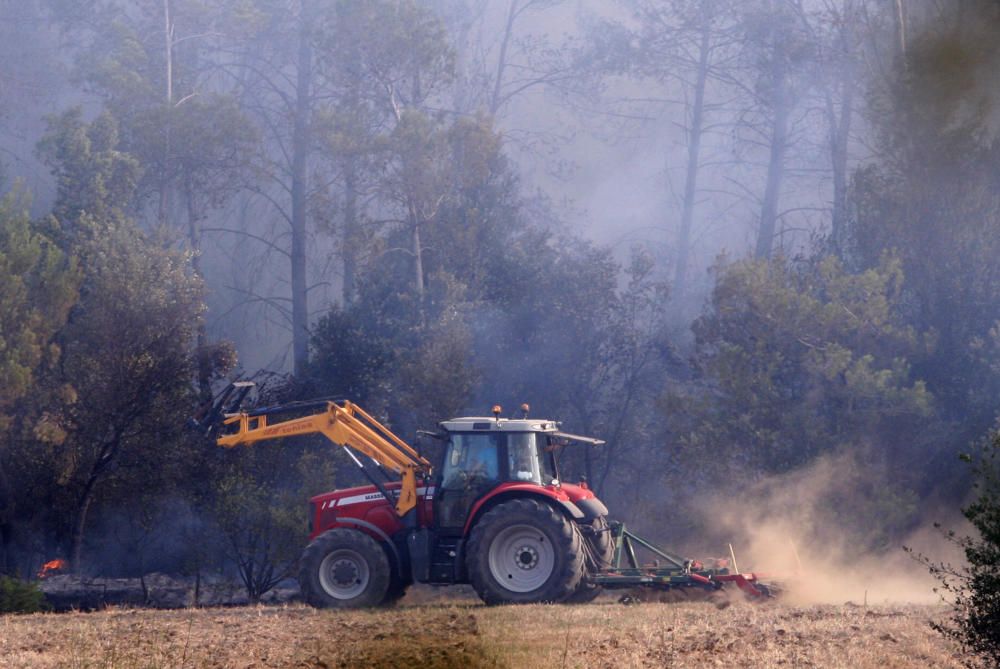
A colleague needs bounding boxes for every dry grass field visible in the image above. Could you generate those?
[0,591,964,669]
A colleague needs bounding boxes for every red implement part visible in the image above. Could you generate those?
[715,572,766,597]
[688,573,712,586]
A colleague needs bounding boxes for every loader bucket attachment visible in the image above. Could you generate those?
[189,380,256,436]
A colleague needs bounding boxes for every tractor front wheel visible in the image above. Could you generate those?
[467,498,584,605]
[299,528,391,609]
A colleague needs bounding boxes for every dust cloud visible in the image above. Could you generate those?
[692,452,970,605]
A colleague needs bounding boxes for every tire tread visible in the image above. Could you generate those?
[299,528,391,609]
[466,497,584,605]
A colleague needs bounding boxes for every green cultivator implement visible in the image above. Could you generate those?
[593,522,779,599]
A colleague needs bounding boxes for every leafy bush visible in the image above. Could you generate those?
[214,457,306,602]
[0,576,48,614]
[923,434,1000,668]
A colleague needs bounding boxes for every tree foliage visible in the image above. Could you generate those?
[0,190,79,575]
[25,109,210,572]
[0,191,79,429]
[844,3,1000,511]
[666,254,932,548]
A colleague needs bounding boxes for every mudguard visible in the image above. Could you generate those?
[574,496,608,520]
[462,483,584,536]
[329,516,406,580]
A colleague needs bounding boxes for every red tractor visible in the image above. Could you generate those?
[207,387,772,608]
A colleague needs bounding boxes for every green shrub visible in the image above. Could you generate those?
[0,576,48,614]
[919,434,1000,668]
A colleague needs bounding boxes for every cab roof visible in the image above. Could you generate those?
[436,418,606,445]
[439,417,559,432]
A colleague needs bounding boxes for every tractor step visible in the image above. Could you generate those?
[429,537,461,583]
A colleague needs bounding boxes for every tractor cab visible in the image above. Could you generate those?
[432,413,604,535]
[439,417,558,480]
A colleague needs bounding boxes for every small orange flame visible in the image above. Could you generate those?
[38,559,67,579]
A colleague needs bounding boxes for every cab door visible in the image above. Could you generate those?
[434,432,500,533]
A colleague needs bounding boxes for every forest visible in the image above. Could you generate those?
[1,0,999,602]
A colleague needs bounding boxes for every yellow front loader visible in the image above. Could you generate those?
[217,398,431,516]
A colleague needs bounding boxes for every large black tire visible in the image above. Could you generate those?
[299,528,391,609]
[565,516,614,604]
[466,498,584,605]
[377,540,410,607]
[381,572,409,606]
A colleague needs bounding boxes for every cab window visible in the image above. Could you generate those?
[441,433,499,489]
[507,432,543,483]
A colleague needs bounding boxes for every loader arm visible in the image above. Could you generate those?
[217,400,432,517]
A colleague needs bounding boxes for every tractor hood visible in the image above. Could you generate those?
[310,482,399,511]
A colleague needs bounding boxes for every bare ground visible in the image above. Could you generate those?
[0,594,964,668]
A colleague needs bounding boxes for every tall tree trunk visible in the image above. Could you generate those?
[341,46,361,306]
[0,521,12,576]
[70,473,100,572]
[409,64,426,316]
[410,207,425,302]
[755,52,790,259]
[290,2,313,376]
[827,75,854,254]
[342,157,359,305]
[163,0,173,104]
[185,179,212,403]
[673,22,711,302]
[158,0,174,228]
[894,0,907,61]
[71,430,122,572]
[0,456,14,575]
[490,0,519,115]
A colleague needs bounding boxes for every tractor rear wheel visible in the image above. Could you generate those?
[565,516,614,604]
[299,528,391,609]
[467,498,584,605]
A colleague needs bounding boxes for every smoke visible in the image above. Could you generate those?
[691,451,970,605]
